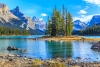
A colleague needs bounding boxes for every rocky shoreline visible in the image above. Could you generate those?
[0,54,100,67]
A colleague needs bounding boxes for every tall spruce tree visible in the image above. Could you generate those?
[67,12,73,36]
[45,16,52,35]
[56,10,61,36]
[65,8,68,36]
[51,7,57,36]
[61,5,65,36]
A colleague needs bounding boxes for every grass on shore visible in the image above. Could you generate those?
[32,58,66,67]
[39,36,100,41]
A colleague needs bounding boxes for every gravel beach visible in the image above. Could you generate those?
[0,54,100,67]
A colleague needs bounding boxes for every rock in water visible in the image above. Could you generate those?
[7,46,19,50]
[91,42,100,49]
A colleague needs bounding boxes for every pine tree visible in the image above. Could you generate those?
[46,5,73,36]
[65,8,68,36]
[61,5,65,36]
[56,10,61,36]
[46,16,52,36]
[67,12,73,36]
[51,7,57,36]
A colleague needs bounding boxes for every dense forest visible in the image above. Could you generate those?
[0,26,30,35]
[79,25,100,35]
[45,5,73,36]
[72,25,100,35]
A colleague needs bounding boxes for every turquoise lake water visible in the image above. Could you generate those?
[0,35,100,62]
[83,36,100,38]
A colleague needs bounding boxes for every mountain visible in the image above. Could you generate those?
[10,6,45,34]
[32,16,46,32]
[0,3,44,35]
[73,20,87,31]
[0,3,26,29]
[10,6,34,30]
[89,15,100,26]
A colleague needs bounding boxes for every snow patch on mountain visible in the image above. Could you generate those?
[32,16,46,31]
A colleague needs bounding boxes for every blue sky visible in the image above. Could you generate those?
[1,0,100,23]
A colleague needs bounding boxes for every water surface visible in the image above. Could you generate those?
[0,35,99,62]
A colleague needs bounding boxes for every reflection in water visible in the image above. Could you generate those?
[25,40,48,59]
[0,36,100,61]
[46,41,72,58]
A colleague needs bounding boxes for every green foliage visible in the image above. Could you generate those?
[45,16,52,36]
[51,8,57,36]
[0,26,30,35]
[67,12,73,36]
[79,25,100,35]
[61,5,66,36]
[46,5,73,36]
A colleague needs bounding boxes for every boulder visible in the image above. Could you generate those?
[91,43,100,49]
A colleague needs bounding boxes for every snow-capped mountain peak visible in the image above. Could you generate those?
[32,16,46,31]
[89,15,100,26]
[73,20,87,31]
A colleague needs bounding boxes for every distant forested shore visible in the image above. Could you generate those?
[0,26,30,35]
[73,25,100,36]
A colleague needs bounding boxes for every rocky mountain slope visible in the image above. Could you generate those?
[89,15,100,26]
[0,3,26,29]
[73,15,100,31]
[0,3,44,35]
[10,6,34,30]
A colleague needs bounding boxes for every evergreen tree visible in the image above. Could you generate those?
[61,5,65,36]
[46,5,73,36]
[79,25,100,35]
[51,7,57,36]
[67,12,73,36]
[46,16,52,36]
[56,10,61,36]
[65,8,68,36]
[0,26,30,35]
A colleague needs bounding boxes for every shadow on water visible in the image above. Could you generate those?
[45,40,72,58]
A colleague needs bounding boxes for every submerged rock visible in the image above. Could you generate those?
[7,46,19,50]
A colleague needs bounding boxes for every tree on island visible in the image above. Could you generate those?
[45,5,73,36]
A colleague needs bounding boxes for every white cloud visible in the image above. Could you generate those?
[78,10,87,14]
[39,18,43,20]
[73,14,95,23]
[73,14,100,23]
[41,13,47,17]
[78,6,89,15]
[83,0,100,6]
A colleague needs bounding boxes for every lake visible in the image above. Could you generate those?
[0,35,100,62]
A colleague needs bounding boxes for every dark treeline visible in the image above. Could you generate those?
[0,26,30,35]
[45,5,73,36]
[73,25,100,35]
